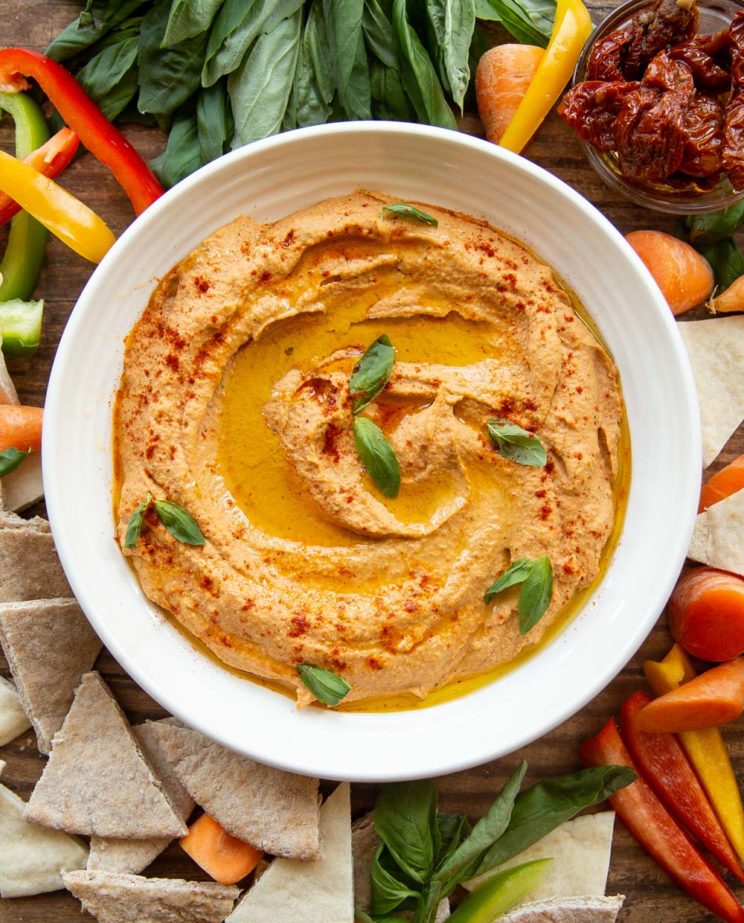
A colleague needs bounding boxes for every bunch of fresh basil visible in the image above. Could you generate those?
[47,0,556,189]
[363,761,635,923]
[681,204,744,292]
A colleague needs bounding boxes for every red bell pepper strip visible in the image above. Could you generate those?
[581,717,744,923]
[0,48,163,216]
[620,690,744,883]
[0,127,79,227]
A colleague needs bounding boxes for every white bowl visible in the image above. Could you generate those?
[44,123,700,782]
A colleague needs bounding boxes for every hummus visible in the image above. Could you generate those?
[114,190,624,706]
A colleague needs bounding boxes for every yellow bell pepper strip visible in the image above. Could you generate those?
[499,0,593,154]
[0,149,115,264]
[644,644,744,864]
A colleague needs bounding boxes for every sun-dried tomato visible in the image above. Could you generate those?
[624,0,698,76]
[669,30,731,89]
[723,12,744,189]
[587,23,643,81]
[680,93,724,175]
[642,51,695,90]
[559,81,642,150]
[615,83,690,182]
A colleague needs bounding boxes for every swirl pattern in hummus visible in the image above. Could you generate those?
[115,190,623,706]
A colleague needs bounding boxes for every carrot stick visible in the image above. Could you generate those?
[700,453,744,512]
[180,813,262,885]
[475,45,544,144]
[625,230,714,315]
[0,404,42,452]
[638,658,744,732]
[670,568,744,661]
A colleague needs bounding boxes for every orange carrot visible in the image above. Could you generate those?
[180,813,262,885]
[625,230,714,315]
[638,657,744,733]
[711,275,744,314]
[699,453,744,512]
[0,404,42,453]
[476,45,544,144]
[669,568,744,662]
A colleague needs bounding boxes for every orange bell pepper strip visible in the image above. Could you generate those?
[0,48,163,216]
[644,644,744,864]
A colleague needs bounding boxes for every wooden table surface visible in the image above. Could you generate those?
[0,2,738,921]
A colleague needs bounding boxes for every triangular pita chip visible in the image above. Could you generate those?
[465,812,615,900]
[0,770,87,897]
[88,718,196,874]
[147,722,320,859]
[25,672,186,839]
[3,452,44,512]
[0,598,101,753]
[678,316,744,467]
[0,674,30,745]
[352,812,377,912]
[227,782,352,923]
[64,870,238,923]
[688,488,744,576]
[0,511,49,531]
[0,519,70,601]
[497,895,625,922]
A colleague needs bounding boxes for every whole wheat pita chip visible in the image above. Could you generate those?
[464,812,615,900]
[0,520,70,600]
[25,672,186,839]
[0,674,30,745]
[64,870,238,923]
[0,772,87,897]
[227,782,352,923]
[147,721,320,859]
[0,511,49,532]
[688,487,744,576]
[352,812,377,912]
[497,895,625,922]
[3,451,44,512]
[88,718,196,874]
[678,316,744,467]
[0,598,101,753]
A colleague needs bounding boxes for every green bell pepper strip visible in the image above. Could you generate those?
[0,299,44,357]
[447,859,552,923]
[0,91,49,303]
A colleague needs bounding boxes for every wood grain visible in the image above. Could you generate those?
[0,2,740,921]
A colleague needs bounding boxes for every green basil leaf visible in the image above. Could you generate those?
[483,558,533,603]
[228,9,302,147]
[124,492,152,549]
[363,0,398,67]
[0,448,30,478]
[353,416,401,498]
[304,0,337,106]
[435,812,471,867]
[196,81,233,164]
[392,0,457,128]
[473,766,637,877]
[375,780,438,885]
[296,663,351,705]
[475,0,554,47]
[153,498,206,545]
[487,419,547,467]
[371,843,422,915]
[370,59,417,121]
[350,334,395,413]
[518,555,552,634]
[323,0,372,119]
[425,0,476,112]
[77,36,140,121]
[702,238,744,291]
[413,880,443,923]
[150,108,203,188]
[687,202,744,248]
[46,0,147,61]
[292,1,333,128]
[163,0,225,47]
[382,204,438,226]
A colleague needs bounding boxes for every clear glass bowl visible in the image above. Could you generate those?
[572,0,744,214]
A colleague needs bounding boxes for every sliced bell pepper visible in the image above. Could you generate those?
[0,300,44,358]
[499,0,593,154]
[0,91,49,303]
[645,644,744,864]
[0,149,115,264]
[448,859,552,923]
[620,689,744,882]
[0,48,163,216]
[582,717,744,923]
[0,127,79,227]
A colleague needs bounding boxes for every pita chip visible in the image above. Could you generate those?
[147,721,320,859]
[688,488,744,577]
[25,672,187,839]
[0,598,101,753]
[3,451,44,512]
[678,316,744,467]
[0,769,87,897]
[0,674,30,745]
[352,812,377,912]
[88,718,196,874]
[0,518,70,601]
[64,870,238,923]
[464,812,615,900]
[227,782,353,923]
[497,895,625,922]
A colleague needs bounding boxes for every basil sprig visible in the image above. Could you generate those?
[353,416,401,498]
[350,334,395,414]
[484,556,553,635]
[124,492,205,549]
[0,447,30,477]
[297,663,350,706]
[487,419,547,467]
[382,203,438,226]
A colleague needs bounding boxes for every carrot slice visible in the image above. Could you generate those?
[700,453,744,512]
[625,230,714,315]
[638,658,744,733]
[670,567,744,661]
[475,45,545,144]
[180,813,262,885]
[0,404,42,453]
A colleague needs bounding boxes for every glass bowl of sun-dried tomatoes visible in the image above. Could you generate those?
[560,0,744,213]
